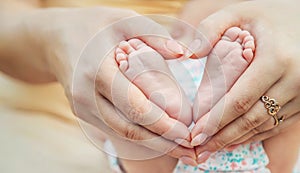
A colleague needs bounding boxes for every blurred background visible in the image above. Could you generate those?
[0,0,299,173]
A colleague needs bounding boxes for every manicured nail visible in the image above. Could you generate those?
[183,39,202,59]
[175,138,193,148]
[180,156,198,166]
[189,39,202,52]
[191,133,208,146]
[197,151,211,163]
[166,40,184,55]
[224,144,239,152]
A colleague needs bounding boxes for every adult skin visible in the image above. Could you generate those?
[177,0,300,169]
[0,0,195,160]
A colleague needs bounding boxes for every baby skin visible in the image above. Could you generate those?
[114,39,193,173]
[114,27,299,172]
[115,39,192,126]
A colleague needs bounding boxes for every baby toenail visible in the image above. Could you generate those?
[245,41,255,50]
[116,53,127,61]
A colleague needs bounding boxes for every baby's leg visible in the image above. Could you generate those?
[264,121,300,173]
[193,27,255,122]
[114,39,192,173]
[116,39,192,126]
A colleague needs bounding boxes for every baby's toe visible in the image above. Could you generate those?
[119,40,136,54]
[242,35,254,46]
[119,60,128,72]
[128,39,147,50]
[115,48,128,63]
[243,48,254,63]
[223,27,242,41]
[238,30,251,43]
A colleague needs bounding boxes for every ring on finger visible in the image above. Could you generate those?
[272,114,285,126]
[261,96,282,126]
[261,96,281,116]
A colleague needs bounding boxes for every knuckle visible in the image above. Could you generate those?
[215,119,225,133]
[209,138,227,150]
[124,125,142,141]
[127,106,147,124]
[255,116,277,133]
[251,126,262,134]
[232,96,253,115]
[240,115,262,132]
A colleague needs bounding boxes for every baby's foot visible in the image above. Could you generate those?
[193,27,255,124]
[115,39,192,126]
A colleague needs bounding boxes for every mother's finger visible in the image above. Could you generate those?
[195,112,300,164]
[230,97,300,145]
[95,94,196,159]
[116,15,184,59]
[193,80,294,155]
[243,111,300,144]
[96,52,191,142]
[191,49,283,143]
[223,73,300,145]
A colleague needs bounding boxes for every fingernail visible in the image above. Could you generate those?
[197,151,211,163]
[166,40,184,55]
[189,39,202,52]
[224,144,239,152]
[191,133,208,146]
[180,156,198,166]
[183,39,202,59]
[175,138,193,148]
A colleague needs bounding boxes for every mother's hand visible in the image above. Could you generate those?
[187,0,300,162]
[23,7,195,159]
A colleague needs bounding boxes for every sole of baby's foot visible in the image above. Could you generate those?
[115,39,192,126]
[193,27,255,123]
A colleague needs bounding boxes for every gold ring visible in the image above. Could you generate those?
[272,115,285,126]
[261,96,281,116]
[278,115,285,125]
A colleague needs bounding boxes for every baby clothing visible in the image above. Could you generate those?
[174,142,269,173]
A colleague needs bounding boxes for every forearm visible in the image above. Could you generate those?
[0,0,56,83]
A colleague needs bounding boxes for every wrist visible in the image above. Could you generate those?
[0,5,58,83]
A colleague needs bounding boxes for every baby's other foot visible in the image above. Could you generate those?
[193,27,255,124]
[115,39,192,126]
